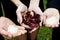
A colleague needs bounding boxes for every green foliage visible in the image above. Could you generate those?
[37,0,52,40]
[37,26,52,40]
[0,2,5,16]
[0,0,52,40]
[43,0,47,10]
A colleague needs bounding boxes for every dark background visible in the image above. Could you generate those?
[0,0,44,40]
[47,0,60,40]
[0,0,60,40]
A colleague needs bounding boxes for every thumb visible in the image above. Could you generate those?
[33,7,43,15]
[43,13,47,25]
[29,27,39,33]
[16,12,23,24]
[0,28,12,39]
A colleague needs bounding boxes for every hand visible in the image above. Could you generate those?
[43,8,59,28]
[29,6,43,26]
[21,23,31,29]
[0,17,27,39]
[21,22,39,33]
[29,27,39,33]
[0,17,15,39]
[11,25,27,37]
[21,23,39,40]
[16,4,27,24]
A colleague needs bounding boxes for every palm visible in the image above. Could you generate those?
[43,8,59,28]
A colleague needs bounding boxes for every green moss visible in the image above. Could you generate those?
[0,2,5,16]
[0,0,52,40]
[37,26,52,40]
[37,0,52,40]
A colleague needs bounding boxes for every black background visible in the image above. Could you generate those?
[0,0,43,40]
[0,0,60,40]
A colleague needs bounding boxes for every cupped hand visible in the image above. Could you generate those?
[16,4,27,24]
[29,6,43,26]
[43,8,59,28]
[0,17,27,39]
[11,25,27,37]
[0,17,15,39]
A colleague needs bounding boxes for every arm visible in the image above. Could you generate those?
[11,0,27,24]
[29,0,43,15]
[29,0,40,7]
[11,0,23,7]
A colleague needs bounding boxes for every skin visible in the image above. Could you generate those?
[43,8,59,28]
[29,0,43,27]
[0,17,15,39]
[0,17,26,39]
[0,0,27,39]
[11,0,43,25]
[29,0,59,28]
[11,0,43,33]
[11,0,59,31]
[11,0,27,24]
[0,0,59,39]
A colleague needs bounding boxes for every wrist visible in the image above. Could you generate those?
[29,0,40,7]
[29,4,38,8]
